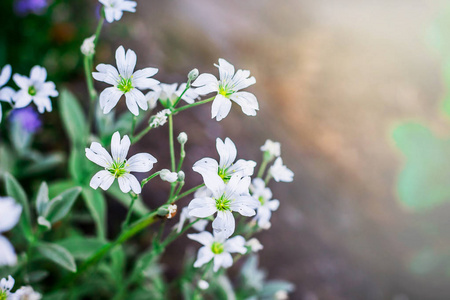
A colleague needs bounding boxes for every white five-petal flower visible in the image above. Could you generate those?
[269,157,294,183]
[260,139,281,158]
[0,65,15,123]
[85,131,157,194]
[191,58,258,121]
[146,83,198,109]
[0,197,22,267]
[99,0,137,23]
[92,46,159,116]
[12,66,58,113]
[193,137,256,189]
[188,231,247,272]
[250,178,280,228]
[188,174,259,238]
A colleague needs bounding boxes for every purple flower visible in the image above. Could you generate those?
[14,0,48,16]
[9,107,42,133]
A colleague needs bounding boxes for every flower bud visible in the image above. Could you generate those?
[166,204,177,219]
[160,169,178,183]
[187,68,199,82]
[177,132,188,145]
[177,171,185,182]
[198,280,209,290]
[81,35,96,56]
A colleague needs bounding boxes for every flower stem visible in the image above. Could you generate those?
[177,143,186,172]
[122,193,138,230]
[264,173,272,185]
[131,115,137,135]
[172,83,190,108]
[257,159,269,179]
[141,171,161,188]
[171,96,215,114]
[169,114,176,198]
[171,184,204,203]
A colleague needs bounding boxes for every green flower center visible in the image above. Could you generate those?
[117,76,133,93]
[0,291,7,300]
[28,85,37,96]
[218,167,232,182]
[218,83,234,97]
[211,241,224,254]
[108,160,128,178]
[215,194,231,212]
[258,196,265,205]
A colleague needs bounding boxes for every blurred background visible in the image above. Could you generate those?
[3,0,450,299]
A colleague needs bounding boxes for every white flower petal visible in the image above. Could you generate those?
[115,46,127,78]
[93,63,120,85]
[33,96,52,113]
[111,131,130,163]
[224,235,247,254]
[255,206,272,227]
[229,91,258,116]
[126,153,157,173]
[188,197,217,218]
[228,159,256,178]
[90,170,114,190]
[0,236,17,266]
[124,48,137,78]
[30,66,47,83]
[86,142,113,167]
[125,90,140,116]
[118,176,131,193]
[122,174,141,194]
[212,210,235,238]
[211,94,232,121]
[193,246,214,268]
[217,58,235,79]
[230,196,258,217]
[213,252,233,272]
[0,65,11,87]
[128,88,148,111]
[100,87,122,114]
[12,74,30,90]
[187,231,214,246]
[268,199,280,211]
[192,158,225,198]
[13,90,32,108]
[133,67,158,80]
[0,275,15,291]
[0,197,22,233]
[191,73,218,87]
[224,174,248,198]
[0,87,15,103]
[216,137,237,169]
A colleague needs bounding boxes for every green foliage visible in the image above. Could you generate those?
[82,187,106,239]
[36,242,77,273]
[57,237,106,260]
[392,123,450,210]
[59,90,88,146]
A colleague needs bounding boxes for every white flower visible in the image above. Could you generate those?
[12,66,58,113]
[92,46,159,116]
[149,109,171,128]
[0,198,22,266]
[191,58,258,121]
[188,231,247,272]
[188,174,259,238]
[10,286,42,300]
[159,169,178,183]
[99,0,136,23]
[175,207,208,233]
[0,65,15,123]
[250,178,279,228]
[246,238,263,252]
[166,204,177,219]
[198,280,209,290]
[81,35,96,56]
[260,139,281,158]
[146,83,198,109]
[193,137,256,189]
[0,276,14,298]
[269,157,294,183]
[85,131,157,194]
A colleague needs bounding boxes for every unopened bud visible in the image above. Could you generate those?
[160,169,178,183]
[177,171,185,182]
[177,132,188,145]
[81,35,96,56]
[166,204,177,219]
[188,68,199,82]
[198,280,209,290]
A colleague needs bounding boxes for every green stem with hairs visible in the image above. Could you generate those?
[171,96,215,114]
[141,171,161,188]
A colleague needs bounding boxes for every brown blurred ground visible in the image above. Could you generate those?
[98,0,450,299]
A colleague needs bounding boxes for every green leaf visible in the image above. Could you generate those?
[36,242,77,272]
[22,153,65,177]
[36,182,49,216]
[69,147,96,186]
[48,180,77,199]
[45,187,82,224]
[56,237,106,260]
[4,172,32,240]
[392,123,450,211]
[82,187,106,239]
[59,89,87,146]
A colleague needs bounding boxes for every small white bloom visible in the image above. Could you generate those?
[85,131,157,194]
[149,109,171,128]
[198,280,209,290]
[275,290,289,300]
[166,204,177,219]
[81,35,96,56]
[99,0,137,23]
[0,65,14,123]
[160,169,178,183]
[260,139,281,158]
[92,46,159,116]
[175,207,208,233]
[177,132,188,144]
[0,198,22,266]
[146,83,198,108]
[12,66,58,113]
[246,238,263,252]
[191,58,258,121]
[0,275,14,298]
[10,286,42,300]
[188,174,259,238]
[188,230,247,272]
[250,178,280,228]
[193,137,256,189]
[269,157,294,183]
